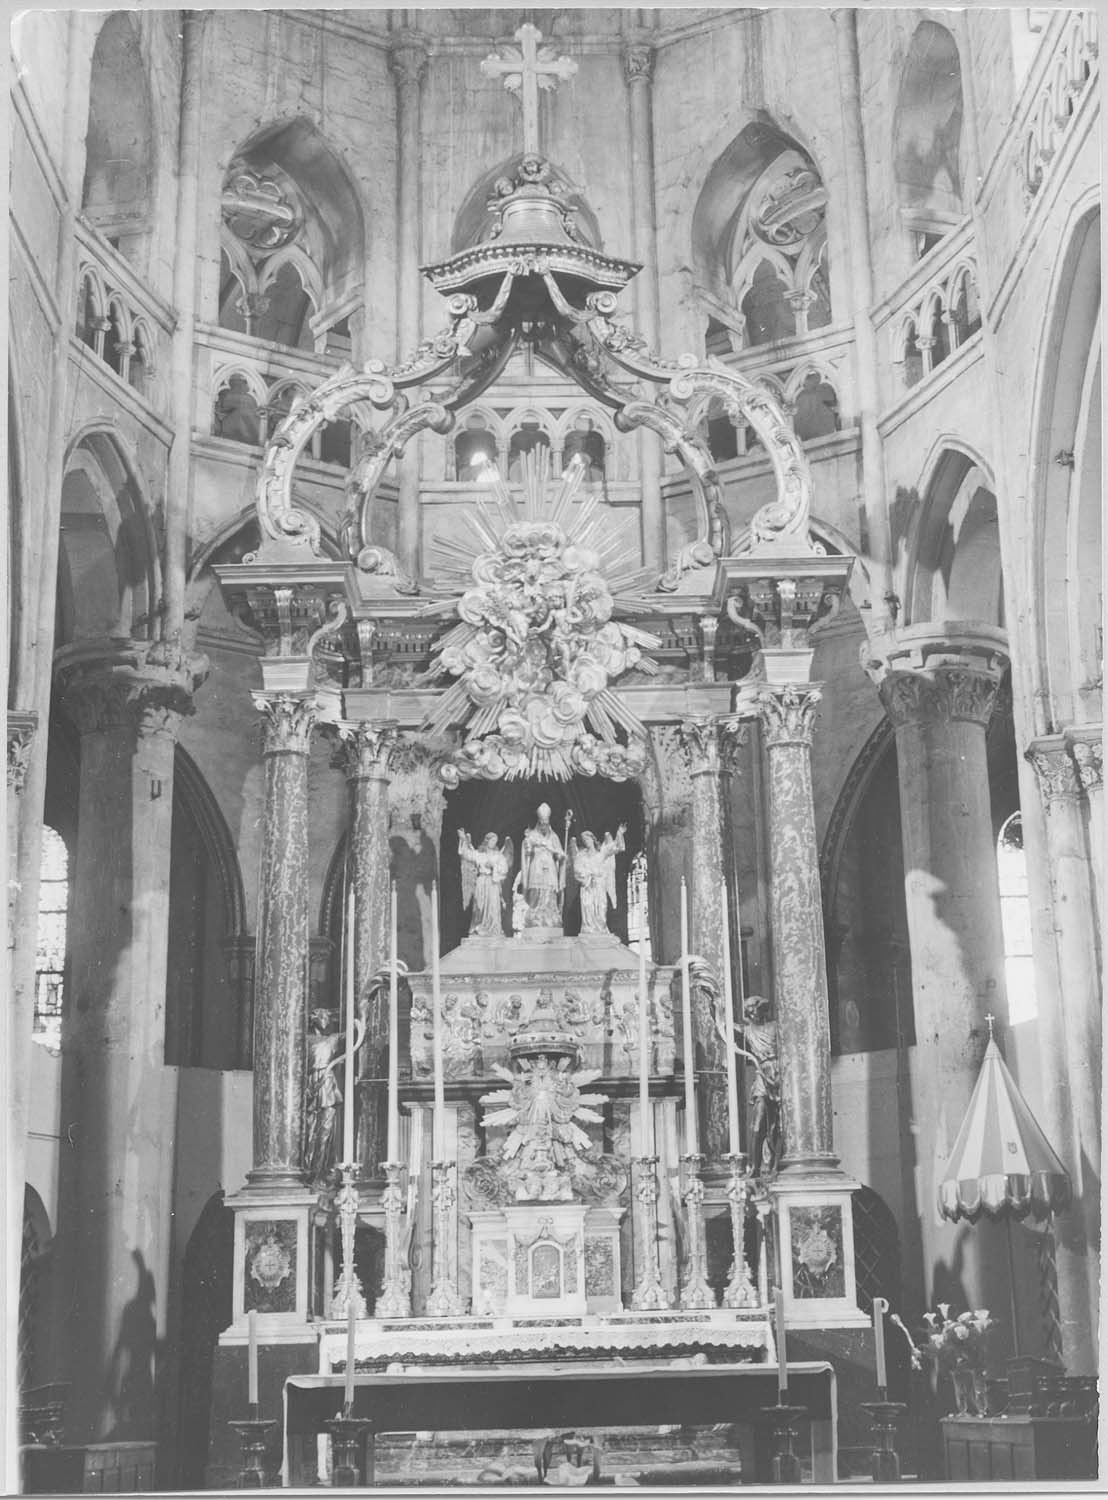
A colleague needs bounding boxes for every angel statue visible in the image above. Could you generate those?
[569,824,626,935]
[514,803,567,930]
[304,1007,365,1183]
[732,995,781,1176]
[480,1053,608,1202]
[458,829,514,937]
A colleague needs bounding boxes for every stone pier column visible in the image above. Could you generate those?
[623,26,665,573]
[51,645,205,1444]
[389,29,429,576]
[333,720,398,1175]
[747,685,836,1172]
[1026,736,1101,1371]
[866,628,1010,1311]
[676,716,734,1159]
[1068,727,1103,934]
[250,692,317,1186]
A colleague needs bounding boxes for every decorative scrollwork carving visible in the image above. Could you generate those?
[750,684,822,746]
[252,692,317,755]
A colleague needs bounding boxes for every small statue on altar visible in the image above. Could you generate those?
[534,1431,603,1487]
[304,1008,365,1182]
[568,825,626,934]
[515,803,568,930]
[733,995,781,1176]
[458,829,514,936]
[481,1049,607,1202]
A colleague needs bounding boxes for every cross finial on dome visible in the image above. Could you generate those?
[481,24,577,158]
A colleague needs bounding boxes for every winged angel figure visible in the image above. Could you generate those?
[480,1055,607,1201]
[458,829,514,937]
[568,825,626,935]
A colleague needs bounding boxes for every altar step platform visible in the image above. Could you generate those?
[282,1308,839,1488]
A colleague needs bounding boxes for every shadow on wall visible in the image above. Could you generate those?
[103,1249,157,1441]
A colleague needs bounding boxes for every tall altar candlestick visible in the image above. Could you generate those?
[342,889,357,1164]
[873,1295,888,1393]
[720,879,741,1156]
[638,915,652,1156]
[386,882,400,1163]
[431,881,445,1161]
[343,1300,357,1411]
[679,879,697,1155]
[247,1309,258,1408]
[774,1286,789,1399]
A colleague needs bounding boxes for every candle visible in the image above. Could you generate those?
[720,879,741,1156]
[873,1295,889,1393]
[247,1308,258,1409]
[431,881,445,1161]
[386,881,400,1163]
[773,1286,788,1400]
[679,879,697,1155]
[343,1299,357,1412]
[638,909,652,1157]
[342,888,357,1165]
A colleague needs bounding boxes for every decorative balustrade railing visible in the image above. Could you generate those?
[73,218,175,397]
[196,324,355,468]
[873,222,981,397]
[1018,8,1098,204]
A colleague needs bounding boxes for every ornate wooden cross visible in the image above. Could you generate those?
[481,23,577,157]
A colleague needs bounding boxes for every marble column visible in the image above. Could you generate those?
[676,716,737,1159]
[746,685,836,1173]
[389,28,428,577]
[332,720,398,1175]
[867,633,1010,1311]
[250,692,317,1187]
[1026,736,1101,1371]
[50,647,203,1444]
[6,713,36,950]
[623,27,665,573]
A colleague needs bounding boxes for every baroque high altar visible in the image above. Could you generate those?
[211,24,866,1481]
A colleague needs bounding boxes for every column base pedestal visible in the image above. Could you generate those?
[768,1172,867,1326]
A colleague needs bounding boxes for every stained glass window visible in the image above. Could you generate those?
[34,827,68,1052]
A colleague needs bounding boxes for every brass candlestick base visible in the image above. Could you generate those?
[376,1160,412,1317]
[327,1410,373,1487]
[760,1403,807,1485]
[678,1153,717,1309]
[722,1152,759,1309]
[860,1400,907,1483]
[229,1415,277,1488]
[426,1161,465,1316]
[631,1155,670,1311]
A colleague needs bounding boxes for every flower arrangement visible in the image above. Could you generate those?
[894,1305,995,1373]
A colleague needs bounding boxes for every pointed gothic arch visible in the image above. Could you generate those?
[893,21,965,243]
[82,13,155,250]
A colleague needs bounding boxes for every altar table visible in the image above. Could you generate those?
[285,1361,838,1486]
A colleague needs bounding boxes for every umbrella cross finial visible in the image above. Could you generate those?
[985,1012,996,1040]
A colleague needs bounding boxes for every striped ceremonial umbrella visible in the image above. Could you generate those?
[939,1017,1071,1356]
[939,1017,1071,1224]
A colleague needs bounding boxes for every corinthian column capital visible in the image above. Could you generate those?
[57,642,208,740]
[864,626,1008,730]
[6,711,37,793]
[1025,735,1082,803]
[623,32,656,84]
[748,683,822,747]
[252,691,318,756]
[389,29,429,90]
[330,719,399,780]
[677,715,722,775]
[1066,728,1103,795]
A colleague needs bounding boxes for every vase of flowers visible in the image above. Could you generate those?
[899,1305,996,1416]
